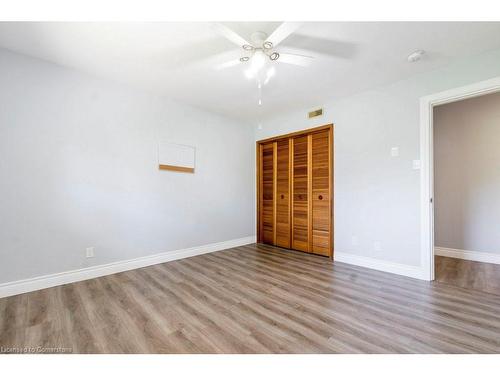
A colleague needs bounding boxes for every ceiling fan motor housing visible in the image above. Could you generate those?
[250,31,268,46]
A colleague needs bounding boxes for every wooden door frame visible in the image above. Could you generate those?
[256,124,334,258]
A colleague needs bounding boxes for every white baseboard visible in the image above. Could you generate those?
[0,236,256,298]
[334,251,426,280]
[435,246,500,265]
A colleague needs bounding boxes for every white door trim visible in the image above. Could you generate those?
[420,76,500,281]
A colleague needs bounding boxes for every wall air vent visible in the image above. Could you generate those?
[308,108,323,118]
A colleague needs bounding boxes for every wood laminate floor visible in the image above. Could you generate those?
[435,255,500,296]
[1,244,500,353]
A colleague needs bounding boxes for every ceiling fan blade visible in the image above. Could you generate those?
[265,22,302,48]
[215,59,242,70]
[212,23,251,48]
[280,34,359,59]
[278,53,314,67]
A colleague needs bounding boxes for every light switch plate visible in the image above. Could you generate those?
[86,247,95,258]
[412,160,421,170]
[391,147,399,157]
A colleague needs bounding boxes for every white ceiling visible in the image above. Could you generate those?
[1,22,500,121]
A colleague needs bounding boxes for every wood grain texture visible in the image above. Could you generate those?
[435,255,500,295]
[256,142,261,242]
[273,142,278,245]
[260,143,275,245]
[329,126,334,259]
[158,165,194,173]
[292,135,310,252]
[1,244,500,353]
[275,139,291,248]
[311,130,331,256]
[256,124,333,257]
[307,134,313,252]
[256,124,333,144]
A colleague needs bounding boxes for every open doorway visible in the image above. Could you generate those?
[420,77,500,282]
[432,92,500,294]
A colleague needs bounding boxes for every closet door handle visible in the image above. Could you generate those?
[281,194,285,199]
[318,195,323,200]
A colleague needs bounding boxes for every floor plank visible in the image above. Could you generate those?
[1,244,500,353]
[435,255,500,295]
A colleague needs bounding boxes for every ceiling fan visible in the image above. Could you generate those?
[213,22,314,79]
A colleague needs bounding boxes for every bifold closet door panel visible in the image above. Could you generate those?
[275,138,291,248]
[259,142,275,245]
[311,129,331,256]
[292,135,310,252]
[257,124,332,256]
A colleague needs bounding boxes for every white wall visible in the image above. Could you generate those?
[3,45,500,286]
[256,48,500,268]
[0,48,255,284]
[434,92,500,254]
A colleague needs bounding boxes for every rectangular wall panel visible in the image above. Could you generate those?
[158,142,196,172]
[292,135,310,252]
[275,138,291,248]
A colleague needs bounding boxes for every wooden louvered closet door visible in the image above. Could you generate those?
[275,138,291,248]
[311,129,332,256]
[259,142,276,245]
[292,135,310,252]
[257,124,333,258]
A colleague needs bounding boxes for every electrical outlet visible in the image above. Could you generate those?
[86,247,95,258]
[373,241,382,253]
[391,147,399,157]
[412,160,421,170]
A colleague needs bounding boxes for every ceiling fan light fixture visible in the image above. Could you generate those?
[244,68,256,79]
[240,56,249,62]
[243,44,254,51]
[251,50,266,72]
[270,52,280,61]
[263,41,273,49]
